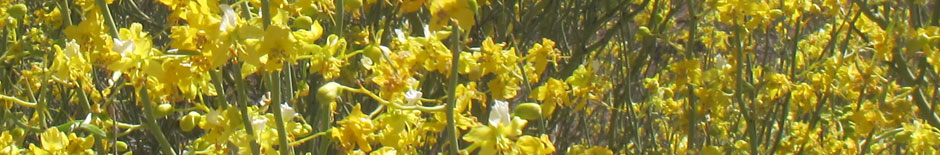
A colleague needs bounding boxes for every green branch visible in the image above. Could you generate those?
[266,72,291,155]
[445,20,461,155]
[138,81,177,155]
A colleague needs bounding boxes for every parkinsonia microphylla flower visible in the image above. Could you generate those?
[463,99,533,154]
[51,40,92,82]
[429,0,477,32]
[332,104,376,152]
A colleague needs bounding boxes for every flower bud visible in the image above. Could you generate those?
[317,82,342,104]
[513,102,542,120]
[180,111,201,132]
[7,4,27,20]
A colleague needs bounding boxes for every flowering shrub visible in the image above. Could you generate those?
[1,0,940,154]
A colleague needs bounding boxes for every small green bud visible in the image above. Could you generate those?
[7,4,28,20]
[317,82,342,104]
[513,102,543,120]
[292,16,314,30]
[180,111,201,132]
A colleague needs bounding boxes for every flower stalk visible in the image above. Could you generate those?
[94,0,119,37]
[445,20,461,155]
[138,80,177,155]
[230,65,262,155]
[266,72,291,155]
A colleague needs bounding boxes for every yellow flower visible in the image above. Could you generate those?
[429,0,477,32]
[479,38,518,75]
[758,73,791,104]
[50,40,91,82]
[1,131,22,154]
[669,59,701,86]
[36,128,68,152]
[181,0,222,30]
[108,23,157,76]
[515,134,555,154]
[400,0,426,13]
[898,120,940,153]
[530,78,569,118]
[458,52,484,80]
[462,116,527,155]
[375,108,423,152]
[293,20,324,46]
[849,101,888,137]
[565,145,613,155]
[63,9,112,60]
[332,104,376,152]
[168,26,200,52]
[566,64,609,110]
[487,73,521,100]
[524,38,560,83]
[455,82,483,113]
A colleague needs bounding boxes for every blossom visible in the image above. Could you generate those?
[429,0,477,32]
[40,128,68,151]
[50,40,91,81]
[516,135,555,155]
[332,104,376,152]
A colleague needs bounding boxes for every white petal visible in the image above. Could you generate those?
[251,118,267,132]
[82,113,93,125]
[219,4,238,31]
[405,89,423,105]
[280,103,297,121]
[489,100,511,127]
[112,38,134,57]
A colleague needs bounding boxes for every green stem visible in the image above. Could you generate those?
[138,81,177,155]
[0,94,37,108]
[230,65,261,155]
[289,130,330,146]
[335,0,344,36]
[58,0,73,26]
[261,0,271,29]
[209,69,228,109]
[684,0,698,149]
[266,72,290,155]
[445,20,461,155]
[95,0,119,37]
[335,86,446,112]
[731,19,758,155]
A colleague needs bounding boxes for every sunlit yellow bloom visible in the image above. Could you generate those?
[429,0,477,32]
[50,40,91,82]
[29,127,93,154]
[462,116,527,155]
[565,145,613,155]
[63,9,112,61]
[530,78,568,118]
[40,128,67,151]
[332,104,376,152]
[898,120,940,153]
[1,131,22,154]
[487,73,521,100]
[400,0,426,13]
[515,134,555,154]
